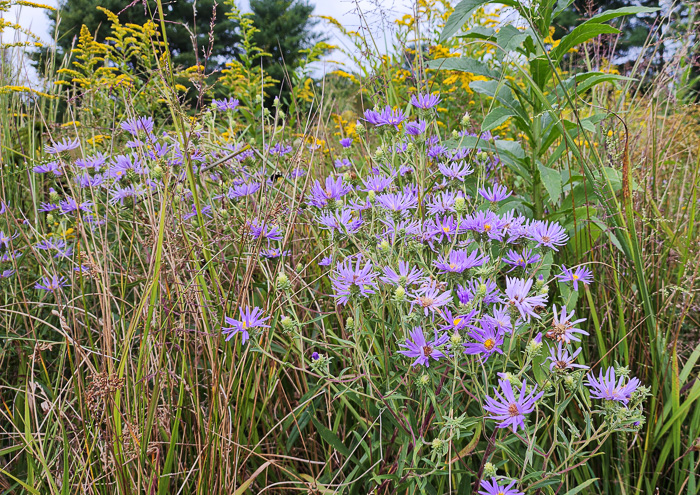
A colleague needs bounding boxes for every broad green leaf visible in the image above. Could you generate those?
[551,24,620,62]
[427,57,498,80]
[538,163,562,204]
[457,25,496,40]
[440,0,513,41]
[497,24,528,54]
[584,6,659,25]
[482,107,515,132]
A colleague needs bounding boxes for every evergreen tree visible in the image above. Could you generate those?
[48,0,238,70]
[247,0,325,102]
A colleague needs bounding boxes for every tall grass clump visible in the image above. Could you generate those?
[0,0,698,493]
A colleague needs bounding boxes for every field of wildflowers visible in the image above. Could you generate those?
[0,0,699,493]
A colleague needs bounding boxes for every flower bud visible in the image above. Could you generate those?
[418,374,431,386]
[49,188,60,203]
[406,142,415,153]
[273,96,281,107]
[479,151,489,161]
[375,146,384,159]
[526,332,543,357]
[460,112,471,127]
[451,129,459,139]
[483,462,497,478]
[345,317,355,331]
[276,272,290,290]
[281,316,295,332]
[152,164,164,180]
[378,239,390,251]
[393,285,406,302]
[355,121,366,136]
[450,332,462,345]
[367,190,376,202]
[454,196,466,213]
[295,262,303,273]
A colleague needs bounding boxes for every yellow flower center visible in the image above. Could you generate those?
[484,338,495,350]
[453,318,462,326]
[572,274,579,280]
[484,224,492,231]
[442,226,450,233]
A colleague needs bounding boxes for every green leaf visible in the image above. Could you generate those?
[496,24,528,54]
[584,6,659,24]
[233,461,273,495]
[538,163,562,204]
[439,0,506,41]
[482,107,515,132]
[551,24,620,62]
[564,478,600,495]
[427,57,498,79]
[311,417,352,458]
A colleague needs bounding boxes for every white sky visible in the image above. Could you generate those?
[3,0,416,78]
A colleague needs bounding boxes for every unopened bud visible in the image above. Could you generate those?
[483,462,497,478]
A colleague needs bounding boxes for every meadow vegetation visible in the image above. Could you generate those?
[0,0,698,493]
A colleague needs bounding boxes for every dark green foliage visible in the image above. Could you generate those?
[247,0,325,102]
[49,0,238,70]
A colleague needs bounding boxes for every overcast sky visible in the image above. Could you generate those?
[4,0,416,77]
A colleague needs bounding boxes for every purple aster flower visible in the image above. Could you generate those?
[334,158,352,169]
[35,238,72,258]
[438,161,473,181]
[363,105,407,129]
[457,278,503,306]
[478,478,524,495]
[479,184,512,202]
[410,93,441,109]
[318,208,363,234]
[379,217,422,245]
[556,264,593,291]
[425,215,461,243]
[74,173,104,188]
[412,285,452,317]
[311,351,320,360]
[0,231,19,249]
[380,261,425,287]
[397,326,449,367]
[107,154,146,180]
[463,320,504,360]
[426,190,461,215]
[440,308,477,332]
[121,116,154,136]
[376,191,418,215]
[59,197,93,215]
[502,249,541,272]
[319,256,333,266]
[501,211,529,242]
[527,220,569,251]
[248,218,283,242]
[331,257,378,305]
[483,379,543,432]
[546,305,589,343]
[289,167,307,179]
[1,269,14,279]
[427,143,448,160]
[482,305,514,334]
[45,138,80,154]
[586,367,641,405]
[339,137,353,148]
[183,204,213,221]
[213,98,240,111]
[75,153,107,170]
[35,274,68,292]
[546,343,589,371]
[361,173,394,193]
[33,161,63,175]
[434,249,488,274]
[227,182,261,199]
[405,120,427,136]
[505,277,548,321]
[260,247,290,259]
[306,175,353,208]
[463,211,506,241]
[109,184,144,205]
[268,143,293,156]
[222,306,270,344]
